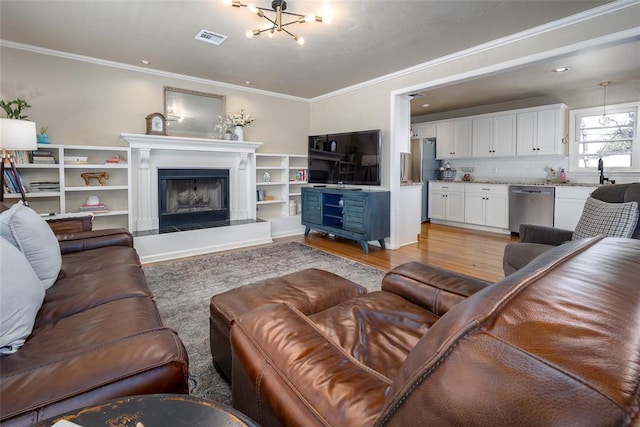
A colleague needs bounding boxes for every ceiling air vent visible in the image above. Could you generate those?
[195,30,228,46]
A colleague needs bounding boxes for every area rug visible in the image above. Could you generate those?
[143,241,386,406]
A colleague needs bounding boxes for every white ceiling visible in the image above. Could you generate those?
[1,0,638,116]
[410,38,640,117]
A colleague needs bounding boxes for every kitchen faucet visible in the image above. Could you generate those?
[598,158,615,185]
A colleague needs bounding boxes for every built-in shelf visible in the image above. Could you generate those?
[3,144,132,230]
[255,153,308,237]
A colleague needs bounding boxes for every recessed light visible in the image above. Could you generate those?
[245,81,252,85]
[552,66,569,73]
[140,60,150,65]
[421,103,430,108]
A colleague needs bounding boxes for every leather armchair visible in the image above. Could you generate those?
[503,182,640,275]
[230,237,640,426]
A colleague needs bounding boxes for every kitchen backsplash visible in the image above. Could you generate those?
[444,156,638,185]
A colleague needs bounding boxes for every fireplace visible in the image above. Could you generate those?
[158,168,229,230]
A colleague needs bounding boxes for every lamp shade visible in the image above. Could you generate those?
[0,118,37,150]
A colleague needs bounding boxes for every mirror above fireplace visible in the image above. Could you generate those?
[164,86,225,139]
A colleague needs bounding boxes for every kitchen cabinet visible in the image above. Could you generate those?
[429,182,465,222]
[464,183,509,229]
[436,120,472,159]
[516,105,568,156]
[554,186,597,230]
[301,187,390,254]
[472,114,516,157]
[419,103,567,160]
[413,123,436,139]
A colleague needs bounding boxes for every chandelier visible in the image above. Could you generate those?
[222,0,330,45]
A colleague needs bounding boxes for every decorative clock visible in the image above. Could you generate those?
[145,112,167,135]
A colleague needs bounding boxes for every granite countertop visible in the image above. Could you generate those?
[428,179,600,187]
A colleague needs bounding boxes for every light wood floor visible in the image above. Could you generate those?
[278,223,518,282]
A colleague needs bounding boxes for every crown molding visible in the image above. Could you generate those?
[0,39,309,104]
[312,0,640,102]
[1,0,637,103]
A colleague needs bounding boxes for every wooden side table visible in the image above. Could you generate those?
[36,394,258,427]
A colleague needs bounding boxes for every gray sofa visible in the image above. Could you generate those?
[503,182,640,275]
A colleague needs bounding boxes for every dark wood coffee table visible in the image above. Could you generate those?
[36,394,258,427]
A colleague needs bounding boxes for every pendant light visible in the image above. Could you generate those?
[599,81,612,126]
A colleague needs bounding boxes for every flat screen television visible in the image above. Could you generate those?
[308,129,381,186]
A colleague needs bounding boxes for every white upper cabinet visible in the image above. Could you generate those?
[516,105,568,156]
[472,117,492,157]
[417,103,567,160]
[436,119,472,159]
[414,123,436,139]
[472,115,516,157]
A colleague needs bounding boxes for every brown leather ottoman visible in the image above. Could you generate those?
[209,268,367,380]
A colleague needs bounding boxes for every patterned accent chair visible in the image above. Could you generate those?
[503,182,640,276]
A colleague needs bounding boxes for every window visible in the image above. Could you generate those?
[570,102,639,172]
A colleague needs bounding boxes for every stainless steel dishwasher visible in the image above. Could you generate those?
[509,186,555,233]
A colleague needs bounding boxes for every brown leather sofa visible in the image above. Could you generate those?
[0,228,189,426]
[229,236,640,426]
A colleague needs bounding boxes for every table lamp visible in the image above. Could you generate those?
[0,118,38,206]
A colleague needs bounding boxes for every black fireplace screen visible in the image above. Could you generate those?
[158,168,229,229]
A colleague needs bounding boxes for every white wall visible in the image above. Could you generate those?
[0,47,310,154]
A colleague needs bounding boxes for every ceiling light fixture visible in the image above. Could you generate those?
[552,66,569,73]
[222,0,330,46]
[599,81,612,126]
[139,60,150,65]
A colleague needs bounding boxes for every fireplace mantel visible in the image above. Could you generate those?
[121,133,263,232]
[121,133,263,154]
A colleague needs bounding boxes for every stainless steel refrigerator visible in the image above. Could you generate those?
[402,137,438,222]
[419,138,438,222]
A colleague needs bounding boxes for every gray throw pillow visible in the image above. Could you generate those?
[0,237,45,355]
[572,196,639,240]
[0,202,62,289]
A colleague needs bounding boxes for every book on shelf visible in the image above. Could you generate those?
[29,150,55,164]
[64,156,89,164]
[2,150,31,164]
[32,157,57,164]
[79,203,109,213]
[2,169,27,194]
[29,181,60,192]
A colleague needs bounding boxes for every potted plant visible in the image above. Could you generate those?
[37,126,50,144]
[0,98,31,120]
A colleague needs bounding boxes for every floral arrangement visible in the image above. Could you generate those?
[217,109,255,130]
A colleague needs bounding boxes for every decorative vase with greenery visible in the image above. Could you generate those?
[37,126,50,144]
[0,98,31,120]
[217,109,255,141]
